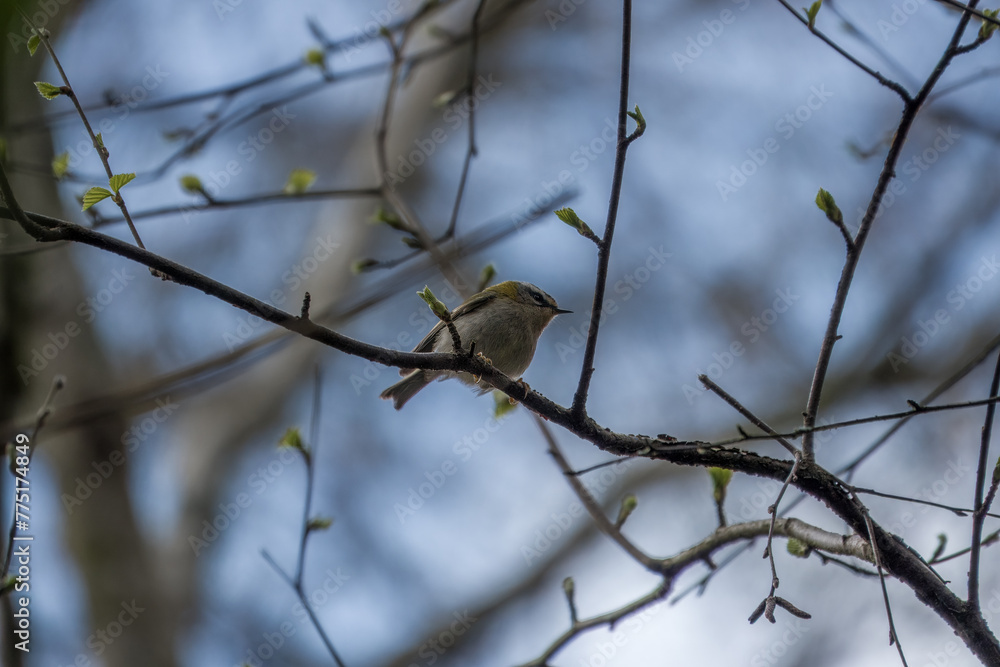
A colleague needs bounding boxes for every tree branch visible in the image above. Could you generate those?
[571,0,638,419]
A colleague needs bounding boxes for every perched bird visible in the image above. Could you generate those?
[381,281,570,409]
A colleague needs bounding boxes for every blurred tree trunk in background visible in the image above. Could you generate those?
[1,3,178,665]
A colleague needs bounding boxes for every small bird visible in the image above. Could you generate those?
[381,281,570,409]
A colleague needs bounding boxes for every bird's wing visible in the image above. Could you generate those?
[400,291,498,373]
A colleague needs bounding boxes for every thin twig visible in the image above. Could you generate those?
[968,350,1000,611]
[533,415,660,574]
[517,581,669,667]
[3,5,455,134]
[262,369,346,667]
[704,392,1000,449]
[261,551,347,667]
[799,0,983,460]
[932,0,1000,26]
[373,10,466,290]
[95,187,383,227]
[851,486,1000,519]
[8,0,531,188]
[752,453,805,624]
[294,367,322,588]
[857,496,909,666]
[839,330,1000,475]
[699,375,799,456]
[30,24,147,251]
[571,0,637,420]
[930,529,1000,564]
[813,551,879,578]
[443,0,489,240]
[536,416,659,571]
[1,376,64,584]
[773,0,911,101]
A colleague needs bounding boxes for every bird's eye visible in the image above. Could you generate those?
[530,290,545,304]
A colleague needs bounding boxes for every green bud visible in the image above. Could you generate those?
[351,258,380,274]
[307,516,334,532]
[493,391,518,418]
[417,286,451,321]
[980,8,999,41]
[626,105,646,137]
[786,538,809,558]
[708,467,733,503]
[815,187,843,225]
[478,263,496,291]
[52,152,70,180]
[278,427,309,459]
[554,207,596,239]
[615,494,638,528]
[305,48,326,68]
[180,174,205,194]
[370,207,407,231]
[284,168,316,195]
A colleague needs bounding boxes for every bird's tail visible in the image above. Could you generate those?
[380,370,431,410]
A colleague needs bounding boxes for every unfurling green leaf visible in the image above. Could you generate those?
[554,207,596,239]
[81,187,113,211]
[109,172,136,194]
[283,168,316,195]
[979,8,999,41]
[51,152,70,180]
[804,0,822,29]
[417,286,451,321]
[27,34,41,56]
[34,81,63,100]
[626,104,646,137]
[555,207,583,228]
[815,188,843,225]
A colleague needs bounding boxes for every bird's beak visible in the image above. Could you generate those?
[554,307,572,314]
